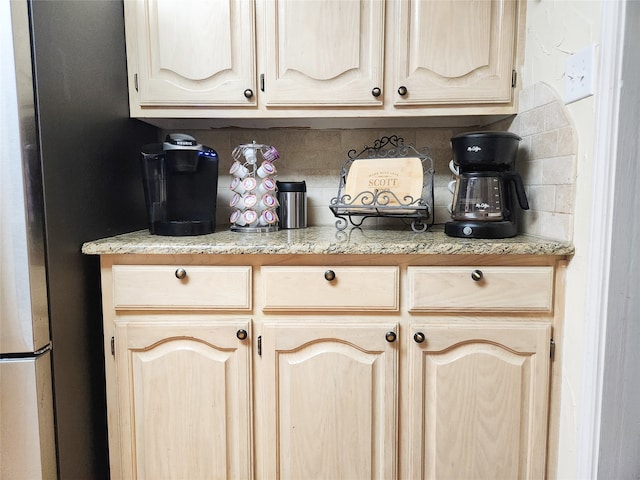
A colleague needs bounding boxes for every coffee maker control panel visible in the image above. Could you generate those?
[199,147,218,158]
[164,133,201,150]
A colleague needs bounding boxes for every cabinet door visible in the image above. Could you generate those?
[407,323,551,480]
[392,0,518,105]
[115,319,253,480]
[125,0,256,106]
[263,0,384,106]
[262,322,398,479]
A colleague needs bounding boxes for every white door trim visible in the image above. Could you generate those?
[576,0,626,477]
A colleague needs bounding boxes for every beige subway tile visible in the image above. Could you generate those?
[433,205,452,225]
[517,108,546,137]
[527,185,556,211]
[508,115,521,135]
[434,187,455,209]
[519,159,544,185]
[520,210,542,237]
[530,131,559,159]
[377,129,417,147]
[556,127,578,156]
[544,102,571,130]
[340,130,378,152]
[308,205,335,226]
[542,156,575,184]
[555,184,575,214]
[537,211,573,242]
[515,135,533,163]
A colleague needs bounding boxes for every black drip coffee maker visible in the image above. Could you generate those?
[141,133,219,236]
[445,131,529,239]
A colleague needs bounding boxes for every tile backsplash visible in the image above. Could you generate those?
[503,83,577,242]
[165,82,576,242]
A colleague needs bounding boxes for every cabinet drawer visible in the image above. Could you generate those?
[112,265,252,310]
[261,266,399,311]
[407,266,553,312]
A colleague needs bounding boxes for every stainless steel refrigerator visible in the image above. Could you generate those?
[1,1,158,477]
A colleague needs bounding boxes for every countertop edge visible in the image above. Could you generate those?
[81,227,575,257]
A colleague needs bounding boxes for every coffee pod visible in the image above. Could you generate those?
[259,209,278,226]
[229,192,245,210]
[259,193,278,210]
[242,209,258,226]
[230,161,249,178]
[243,147,258,165]
[262,146,279,162]
[257,177,277,195]
[242,193,258,210]
[241,176,257,192]
[230,209,243,225]
[230,176,246,194]
[257,161,276,178]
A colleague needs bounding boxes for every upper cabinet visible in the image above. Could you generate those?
[123,0,524,122]
[391,0,518,106]
[263,0,384,106]
[124,0,257,108]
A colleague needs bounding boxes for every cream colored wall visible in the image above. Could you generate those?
[521,1,603,478]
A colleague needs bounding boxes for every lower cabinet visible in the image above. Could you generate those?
[406,323,551,479]
[99,256,564,479]
[114,319,253,480]
[261,322,398,480]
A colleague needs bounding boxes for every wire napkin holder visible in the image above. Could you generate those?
[329,135,434,232]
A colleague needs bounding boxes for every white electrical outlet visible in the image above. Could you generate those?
[565,44,596,104]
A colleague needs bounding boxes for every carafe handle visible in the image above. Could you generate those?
[503,172,530,210]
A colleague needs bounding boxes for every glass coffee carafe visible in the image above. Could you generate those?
[450,173,505,221]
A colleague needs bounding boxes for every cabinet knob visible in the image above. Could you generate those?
[414,332,426,343]
[471,269,484,282]
[324,270,336,281]
[371,87,382,97]
[236,329,248,340]
[243,88,254,99]
[175,268,187,280]
[385,331,397,343]
[397,86,408,96]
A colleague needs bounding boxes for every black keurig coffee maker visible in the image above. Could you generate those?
[141,133,219,236]
[445,131,529,239]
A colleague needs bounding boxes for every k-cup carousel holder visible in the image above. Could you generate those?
[229,141,280,233]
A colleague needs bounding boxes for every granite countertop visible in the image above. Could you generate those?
[81,225,574,257]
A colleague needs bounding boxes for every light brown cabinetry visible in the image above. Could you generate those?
[261,265,399,311]
[112,264,252,309]
[406,323,551,479]
[259,265,399,479]
[407,265,554,312]
[403,265,554,479]
[263,0,384,107]
[123,0,256,108]
[261,322,398,480]
[115,319,253,479]
[102,263,254,479]
[391,0,519,106]
[123,0,524,120]
[98,254,563,480]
